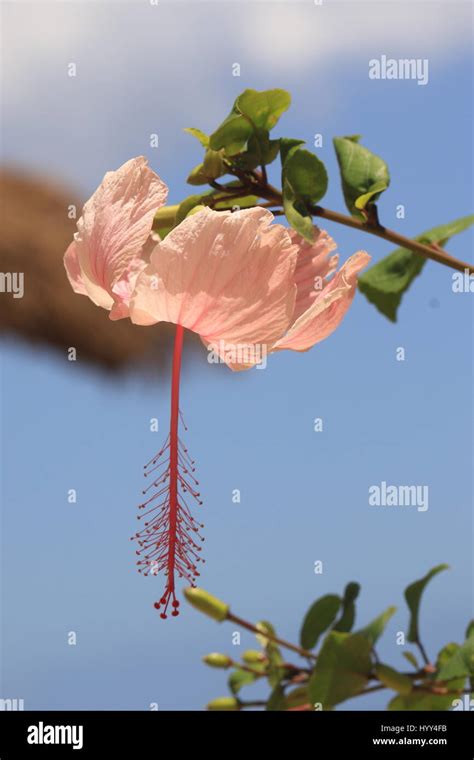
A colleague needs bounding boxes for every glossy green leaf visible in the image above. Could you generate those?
[332,582,360,633]
[237,88,291,130]
[282,179,314,241]
[308,632,372,709]
[184,127,209,148]
[358,606,397,645]
[281,142,328,242]
[280,137,305,165]
[358,214,474,321]
[285,147,328,204]
[333,135,389,216]
[405,565,449,644]
[233,130,280,170]
[402,651,419,670]
[300,594,341,649]
[210,88,290,155]
[375,664,412,695]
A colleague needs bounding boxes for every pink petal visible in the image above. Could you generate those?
[289,228,339,320]
[130,207,298,369]
[64,240,114,309]
[272,251,371,352]
[65,157,168,318]
[64,241,88,296]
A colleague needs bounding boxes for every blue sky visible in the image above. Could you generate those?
[1,0,473,711]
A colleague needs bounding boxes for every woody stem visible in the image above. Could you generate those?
[227,611,317,661]
[253,184,473,275]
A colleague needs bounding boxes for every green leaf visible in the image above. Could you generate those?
[358,214,474,321]
[255,620,277,648]
[233,130,280,170]
[187,149,227,185]
[285,686,309,709]
[300,594,341,650]
[390,643,466,710]
[186,163,209,186]
[228,669,257,695]
[237,88,291,130]
[405,565,449,644]
[282,179,314,241]
[256,621,284,687]
[332,582,360,633]
[402,651,419,670]
[466,620,474,640]
[333,135,389,216]
[375,664,412,695]
[203,148,226,178]
[285,147,328,204]
[358,247,426,321]
[280,137,305,165]
[437,632,474,681]
[266,683,286,711]
[308,632,372,710]
[281,142,328,242]
[184,127,209,148]
[210,88,290,156]
[355,179,389,210]
[358,606,397,646]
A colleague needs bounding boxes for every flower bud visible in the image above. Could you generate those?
[184,587,229,622]
[242,649,265,664]
[203,653,233,669]
[207,697,240,711]
[186,204,207,217]
[153,204,178,230]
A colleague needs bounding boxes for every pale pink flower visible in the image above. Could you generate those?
[129,206,370,369]
[63,161,370,618]
[64,157,168,320]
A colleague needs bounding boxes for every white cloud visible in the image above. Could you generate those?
[237,1,472,72]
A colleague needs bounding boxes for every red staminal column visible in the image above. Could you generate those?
[132,325,205,618]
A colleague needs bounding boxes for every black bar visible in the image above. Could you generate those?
[0,710,472,757]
